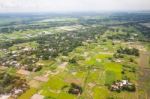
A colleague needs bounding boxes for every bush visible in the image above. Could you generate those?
[116,47,139,56]
[34,66,42,72]
[68,83,83,95]
[69,58,76,64]
[123,85,136,92]
[0,72,27,94]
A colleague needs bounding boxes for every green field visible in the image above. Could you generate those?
[0,13,149,99]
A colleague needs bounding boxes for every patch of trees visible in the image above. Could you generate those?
[108,34,128,41]
[116,47,139,56]
[35,26,107,60]
[0,38,32,49]
[0,41,13,49]
[0,47,38,70]
[0,72,28,94]
[0,33,48,49]
[109,13,150,23]
[113,53,124,58]
[69,58,77,64]
[134,24,150,41]
[68,83,83,95]
[61,83,83,95]
[22,57,41,72]
[0,26,106,69]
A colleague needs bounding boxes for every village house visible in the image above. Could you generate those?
[110,80,135,92]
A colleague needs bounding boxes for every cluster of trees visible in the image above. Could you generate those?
[0,72,27,94]
[116,47,139,56]
[0,38,33,49]
[107,33,132,41]
[68,83,83,95]
[35,26,106,60]
[61,83,83,95]
[107,27,139,41]
[0,26,106,70]
[24,64,42,72]
[21,57,41,72]
[134,24,150,41]
[110,13,150,22]
[0,47,43,72]
[79,13,150,27]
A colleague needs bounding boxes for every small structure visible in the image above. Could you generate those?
[10,83,29,99]
[0,94,10,99]
[31,94,44,99]
[114,59,122,63]
[110,80,135,92]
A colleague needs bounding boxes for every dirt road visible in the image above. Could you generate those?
[138,51,150,99]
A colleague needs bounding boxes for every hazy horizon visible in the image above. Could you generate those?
[0,0,150,13]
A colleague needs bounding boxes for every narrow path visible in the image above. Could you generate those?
[139,51,149,67]
[138,51,150,99]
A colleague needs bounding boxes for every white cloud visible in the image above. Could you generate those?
[0,0,149,13]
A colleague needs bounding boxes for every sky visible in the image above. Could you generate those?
[0,0,150,13]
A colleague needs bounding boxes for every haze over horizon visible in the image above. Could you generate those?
[0,0,150,13]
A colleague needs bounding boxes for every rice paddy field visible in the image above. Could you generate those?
[0,13,150,99]
[17,36,140,99]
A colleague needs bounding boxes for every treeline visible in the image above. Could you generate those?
[116,47,139,56]
[0,21,77,34]
[107,27,139,41]
[134,24,150,41]
[0,38,33,49]
[110,13,150,22]
[107,33,132,41]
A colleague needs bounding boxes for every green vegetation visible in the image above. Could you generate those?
[0,71,28,94]
[0,13,149,99]
[116,47,139,56]
[18,88,37,99]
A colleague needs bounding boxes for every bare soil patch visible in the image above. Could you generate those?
[64,78,82,85]
[31,94,44,99]
[29,80,42,88]
[17,69,30,76]
[34,76,49,82]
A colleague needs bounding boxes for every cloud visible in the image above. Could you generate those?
[0,0,149,13]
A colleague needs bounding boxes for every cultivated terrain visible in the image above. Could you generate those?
[0,12,149,99]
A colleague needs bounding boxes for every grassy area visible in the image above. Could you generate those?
[7,38,138,99]
[18,88,37,99]
[0,22,142,99]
